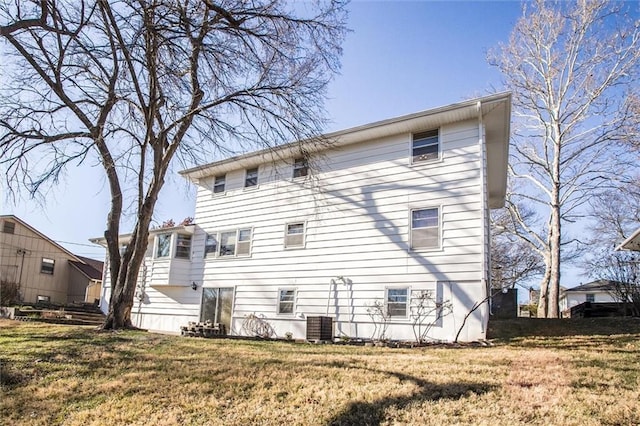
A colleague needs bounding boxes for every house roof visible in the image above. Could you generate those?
[616,227,640,252]
[179,92,512,209]
[69,259,103,281]
[564,280,618,293]
[89,224,196,246]
[0,214,81,261]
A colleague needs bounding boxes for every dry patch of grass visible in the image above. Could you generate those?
[1,319,639,425]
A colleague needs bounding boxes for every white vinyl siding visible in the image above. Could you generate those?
[108,117,494,340]
[187,120,486,341]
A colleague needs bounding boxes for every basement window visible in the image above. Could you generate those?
[386,288,408,318]
[278,289,296,315]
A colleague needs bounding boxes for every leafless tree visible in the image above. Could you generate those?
[489,0,640,318]
[491,206,544,291]
[584,179,640,316]
[0,0,347,329]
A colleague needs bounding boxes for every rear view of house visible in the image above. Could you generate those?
[0,215,103,305]
[97,93,511,342]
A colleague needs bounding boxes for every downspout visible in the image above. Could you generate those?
[477,101,491,327]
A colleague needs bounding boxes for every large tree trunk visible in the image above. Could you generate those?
[537,263,550,318]
[548,205,562,318]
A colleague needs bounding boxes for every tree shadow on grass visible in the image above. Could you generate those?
[325,367,495,426]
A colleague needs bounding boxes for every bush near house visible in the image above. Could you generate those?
[1,318,640,425]
[0,280,20,306]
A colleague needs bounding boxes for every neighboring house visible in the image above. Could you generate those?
[559,280,619,313]
[95,92,512,342]
[69,256,105,304]
[0,215,103,304]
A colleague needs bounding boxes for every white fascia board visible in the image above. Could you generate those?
[616,227,640,252]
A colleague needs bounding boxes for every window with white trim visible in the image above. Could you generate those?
[175,234,192,259]
[284,222,305,248]
[277,288,296,314]
[41,257,55,275]
[156,233,171,258]
[213,175,226,194]
[386,288,408,318]
[214,228,252,258]
[245,168,258,188]
[412,129,439,163]
[411,207,440,249]
[219,231,236,256]
[293,158,309,178]
[586,293,595,303]
[237,229,252,255]
[204,233,217,257]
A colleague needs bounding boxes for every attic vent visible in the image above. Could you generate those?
[2,221,15,234]
[306,316,333,342]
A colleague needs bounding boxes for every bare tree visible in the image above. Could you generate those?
[584,179,640,316]
[491,206,544,290]
[0,0,347,329]
[489,0,640,318]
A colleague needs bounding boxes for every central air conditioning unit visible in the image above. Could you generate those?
[306,316,333,342]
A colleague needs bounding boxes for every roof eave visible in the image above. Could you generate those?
[616,227,640,252]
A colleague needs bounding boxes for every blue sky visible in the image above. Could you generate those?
[3,2,523,262]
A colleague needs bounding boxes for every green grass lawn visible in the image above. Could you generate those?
[1,318,639,425]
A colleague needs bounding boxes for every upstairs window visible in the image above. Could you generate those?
[293,158,309,178]
[278,289,296,314]
[245,168,258,188]
[285,222,305,248]
[411,207,440,249]
[386,288,408,317]
[412,129,439,163]
[219,231,236,256]
[217,228,252,257]
[175,234,192,259]
[2,221,15,234]
[586,293,595,303]
[213,175,226,194]
[204,234,218,257]
[41,257,55,275]
[156,233,171,258]
[236,229,252,256]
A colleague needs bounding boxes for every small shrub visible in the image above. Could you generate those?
[0,280,21,306]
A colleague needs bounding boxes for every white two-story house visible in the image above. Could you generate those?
[96,92,511,342]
